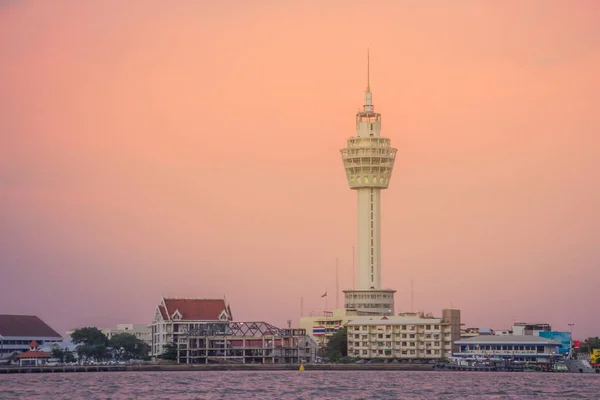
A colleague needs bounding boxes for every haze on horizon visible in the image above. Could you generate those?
[1,0,599,338]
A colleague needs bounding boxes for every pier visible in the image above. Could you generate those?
[0,363,435,374]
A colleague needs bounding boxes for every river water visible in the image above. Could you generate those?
[0,371,597,399]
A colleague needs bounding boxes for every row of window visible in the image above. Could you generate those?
[354,349,442,356]
[350,341,452,347]
[352,333,445,340]
[345,294,393,300]
[352,324,443,331]
[462,345,546,352]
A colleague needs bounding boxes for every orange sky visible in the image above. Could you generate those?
[1,0,599,338]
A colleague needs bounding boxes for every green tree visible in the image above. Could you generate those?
[64,350,76,363]
[71,327,108,346]
[51,345,65,363]
[324,328,348,362]
[71,327,109,362]
[159,342,178,361]
[109,333,150,360]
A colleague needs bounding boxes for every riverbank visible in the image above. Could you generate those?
[0,363,434,374]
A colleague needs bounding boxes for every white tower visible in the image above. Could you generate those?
[341,51,397,315]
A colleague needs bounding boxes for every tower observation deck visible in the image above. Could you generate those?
[340,51,397,315]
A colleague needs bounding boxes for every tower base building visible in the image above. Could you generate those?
[343,289,395,316]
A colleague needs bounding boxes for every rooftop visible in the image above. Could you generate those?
[345,316,444,326]
[0,315,61,338]
[455,335,560,345]
[158,298,231,322]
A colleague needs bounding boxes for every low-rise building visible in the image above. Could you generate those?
[454,335,561,362]
[15,341,50,366]
[66,324,152,347]
[150,297,233,357]
[346,309,461,360]
[0,315,62,361]
[512,322,551,336]
[176,321,318,364]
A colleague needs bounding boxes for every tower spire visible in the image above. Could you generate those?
[367,48,371,92]
[364,48,373,113]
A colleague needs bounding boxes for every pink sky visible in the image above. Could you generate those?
[1,0,599,339]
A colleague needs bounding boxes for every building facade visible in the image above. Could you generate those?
[150,297,232,357]
[0,315,62,361]
[454,335,561,362]
[340,52,398,315]
[346,309,461,360]
[176,321,317,364]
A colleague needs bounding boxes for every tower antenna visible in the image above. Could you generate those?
[367,48,370,92]
[336,258,339,309]
[410,279,414,312]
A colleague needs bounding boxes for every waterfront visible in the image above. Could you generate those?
[1,371,598,399]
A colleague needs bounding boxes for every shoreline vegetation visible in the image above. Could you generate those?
[0,363,434,374]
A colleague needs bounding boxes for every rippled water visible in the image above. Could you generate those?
[1,371,598,399]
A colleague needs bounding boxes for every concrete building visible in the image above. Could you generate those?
[176,321,318,364]
[150,297,232,357]
[454,335,561,362]
[66,324,152,347]
[340,51,398,315]
[512,322,551,336]
[346,309,461,360]
[0,315,62,361]
[299,309,362,347]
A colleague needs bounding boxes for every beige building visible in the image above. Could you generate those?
[346,309,461,360]
[299,309,364,347]
[150,297,232,357]
[66,324,152,347]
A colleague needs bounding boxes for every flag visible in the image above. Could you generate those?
[321,292,327,298]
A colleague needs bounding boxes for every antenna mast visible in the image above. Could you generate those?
[335,258,339,309]
[410,279,414,312]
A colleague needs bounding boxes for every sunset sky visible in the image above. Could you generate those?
[1,0,599,339]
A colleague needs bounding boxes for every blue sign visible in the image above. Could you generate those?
[539,331,571,355]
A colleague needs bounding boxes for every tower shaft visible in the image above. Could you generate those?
[357,187,381,289]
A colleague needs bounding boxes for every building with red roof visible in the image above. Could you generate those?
[0,315,62,362]
[15,340,51,366]
[150,297,232,357]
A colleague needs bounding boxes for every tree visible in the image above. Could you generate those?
[64,350,76,363]
[51,345,65,363]
[109,333,150,360]
[71,327,108,346]
[159,342,178,361]
[71,327,109,362]
[324,328,348,362]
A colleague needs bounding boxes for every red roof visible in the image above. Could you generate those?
[0,315,61,338]
[16,350,50,359]
[29,340,39,349]
[158,305,168,320]
[162,298,230,321]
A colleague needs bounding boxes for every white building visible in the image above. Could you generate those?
[0,315,62,362]
[66,324,152,347]
[454,335,561,362]
[346,309,461,360]
[340,51,398,315]
[150,297,232,357]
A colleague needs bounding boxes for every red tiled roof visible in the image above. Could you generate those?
[158,305,168,320]
[16,350,50,359]
[0,315,61,338]
[162,298,229,321]
[29,340,39,349]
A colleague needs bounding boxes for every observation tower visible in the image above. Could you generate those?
[341,51,397,315]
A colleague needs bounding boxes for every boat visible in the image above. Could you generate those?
[564,358,599,373]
